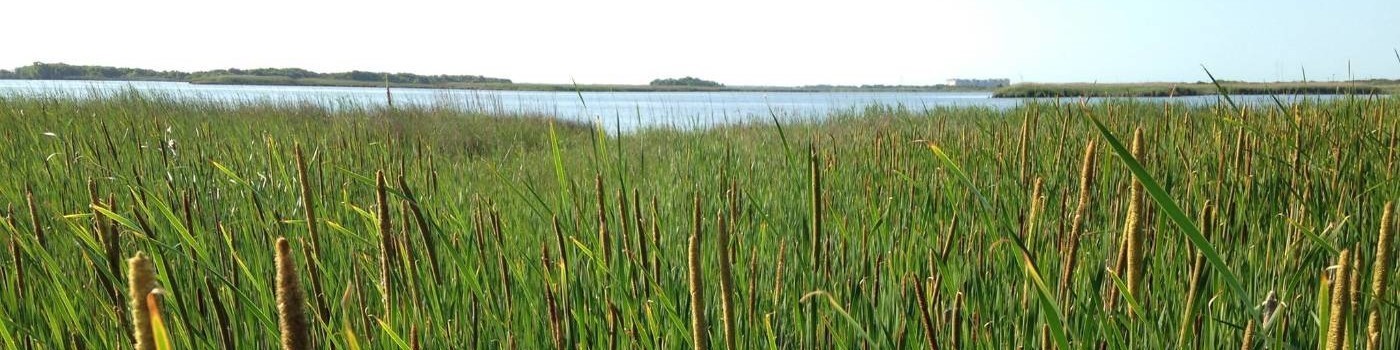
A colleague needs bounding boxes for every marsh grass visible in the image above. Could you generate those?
[0,90,1394,348]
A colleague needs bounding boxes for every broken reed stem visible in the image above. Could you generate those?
[128,251,156,350]
[1367,202,1395,350]
[1124,127,1147,316]
[689,193,709,350]
[276,238,311,350]
[717,208,736,350]
[1326,249,1351,350]
[1059,140,1096,310]
[809,144,825,277]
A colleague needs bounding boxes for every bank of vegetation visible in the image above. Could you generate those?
[0,90,1396,348]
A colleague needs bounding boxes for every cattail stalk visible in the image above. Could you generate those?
[375,170,394,320]
[688,193,709,350]
[398,175,442,284]
[1240,319,1255,350]
[1124,127,1147,316]
[596,175,611,267]
[276,238,311,350]
[912,276,939,350]
[1059,141,1096,310]
[293,144,331,325]
[1178,202,1213,347]
[128,251,156,350]
[1326,249,1352,350]
[810,144,825,277]
[26,189,45,248]
[717,209,736,350]
[1367,202,1395,350]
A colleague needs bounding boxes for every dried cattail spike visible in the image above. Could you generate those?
[596,175,610,267]
[688,193,708,350]
[375,170,394,320]
[1366,202,1395,350]
[128,251,156,350]
[1124,127,1147,316]
[1059,140,1096,310]
[276,238,311,350]
[716,209,736,350]
[1326,249,1351,350]
[1240,319,1255,350]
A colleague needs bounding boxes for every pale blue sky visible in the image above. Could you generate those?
[2,0,1397,86]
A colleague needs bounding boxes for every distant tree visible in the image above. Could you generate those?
[0,69,14,79]
[649,76,723,87]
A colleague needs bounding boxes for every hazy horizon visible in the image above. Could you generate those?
[5,0,1399,86]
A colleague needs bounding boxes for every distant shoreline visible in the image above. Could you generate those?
[993,81,1399,98]
[0,77,990,93]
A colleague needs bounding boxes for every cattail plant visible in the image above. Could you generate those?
[911,275,939,350]
[717,209,736,350]
[25,189,45,248]
[596,175,611,267]
[275,238,311,350]
[1059,140,1096,310]
[292,144,330,324]
[1178,201,1213,347]
[1123,127,1147,316]
[1367,202,1395,350]
[128,251,156,350]
[1327,249,1352,350]
[809,144,825,277]
[376,170,394,320]
[1240,319,1256,350]
[688,193,709,350]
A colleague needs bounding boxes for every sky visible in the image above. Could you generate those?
[3,0,1398,86]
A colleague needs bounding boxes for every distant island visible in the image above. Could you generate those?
[0,62,987,93]
[650,76,724,87]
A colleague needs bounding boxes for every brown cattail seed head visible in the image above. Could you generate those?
[276,238,311,350]
[128,251,156,350]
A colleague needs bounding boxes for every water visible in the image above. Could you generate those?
[0,79,1364,132]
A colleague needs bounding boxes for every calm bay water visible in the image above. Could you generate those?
[0,79,1358,132]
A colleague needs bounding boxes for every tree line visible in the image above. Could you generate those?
[649,76,723,87]
[3,62,512,85]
